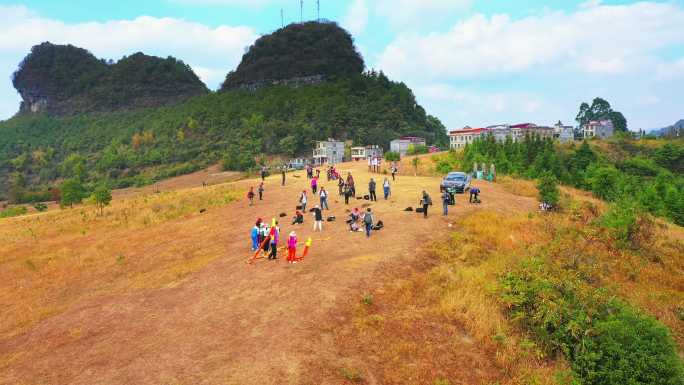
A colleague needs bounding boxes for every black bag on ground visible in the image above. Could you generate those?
[327,216,336,222]
[296,205,303,210]
[279,213,287,217]
[372,221,384,230]
[415,208,424,213]
[404,207,414,212]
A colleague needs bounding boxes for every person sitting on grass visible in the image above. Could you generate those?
[292,210,304,225]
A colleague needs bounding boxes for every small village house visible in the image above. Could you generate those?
[554,120,575,143]
[313,139,345,165]
[583,120,614,139]
[390,136,426,157]
[350,146,366,162]
[449,127,487,149]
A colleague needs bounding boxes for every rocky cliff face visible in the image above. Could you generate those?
[220,21,364,91]
[12,42,208,116]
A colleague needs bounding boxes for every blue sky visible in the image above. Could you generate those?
[0,0,683,130]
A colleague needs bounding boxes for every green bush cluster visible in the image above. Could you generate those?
[499,259,684,385]
[464,136,684,225]
[0,205,28,218]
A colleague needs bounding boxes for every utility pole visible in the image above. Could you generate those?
[317,0,320,22]
[300,0,303,23]
[281,8,284,28]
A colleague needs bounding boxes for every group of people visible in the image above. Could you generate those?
[250,218,280,260]
[367,156,382,173]
[347,207,378,238]
[247,158,493,264]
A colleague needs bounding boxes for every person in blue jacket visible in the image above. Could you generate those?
[250,221,261,251]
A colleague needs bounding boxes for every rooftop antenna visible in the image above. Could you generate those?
[300,0,304,23]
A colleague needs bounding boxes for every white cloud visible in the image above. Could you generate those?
[415,83,549,127]
[0,5,258,118]
[376,2,684,81]
[374,0,473,30]
[657,57,684,80]
[342,0,369,35]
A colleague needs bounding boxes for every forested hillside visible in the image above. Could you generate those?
[458,135,684,226]
[12,42,208,116]
[0,72,447,201]
[221,21,363,90]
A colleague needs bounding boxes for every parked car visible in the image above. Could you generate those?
[440,172,471,193]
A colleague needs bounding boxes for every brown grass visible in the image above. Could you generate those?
[0,184,240,340]
[312,188,684,384]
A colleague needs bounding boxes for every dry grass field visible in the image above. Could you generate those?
[1,157,682,384]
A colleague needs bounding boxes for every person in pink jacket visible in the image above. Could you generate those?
[287,231,298,264]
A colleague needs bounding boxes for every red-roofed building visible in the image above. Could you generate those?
[449,127,488,149]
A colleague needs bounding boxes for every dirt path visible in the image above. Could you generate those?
[0,161,536,385]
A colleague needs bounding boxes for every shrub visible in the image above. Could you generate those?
[0,205,28,218]
[588,164,622,201]
[33,202,48,212]
[573,308,684,385]
[384,151,401,162]
[499,260,684,385]
[600,198,652,249]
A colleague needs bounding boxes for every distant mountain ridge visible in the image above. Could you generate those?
[12,42,208,116]
[651,119,684,137]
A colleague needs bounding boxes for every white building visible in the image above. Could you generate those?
[350,146,366,162]
[313,139,345,165]
[583,120,614,139]
[449,127,487,149]
[390,136,426,157]
[554,121,575,143]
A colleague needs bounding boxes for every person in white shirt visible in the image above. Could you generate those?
[319,187,329,210]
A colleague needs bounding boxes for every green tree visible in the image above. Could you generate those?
[588,165,622,201]
[62,153,87,180]
[60,178,86,208]
[91,183,112,214]
[537,172,560,207]
[384,151,400,162]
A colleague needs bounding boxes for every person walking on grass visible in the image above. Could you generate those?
[368,178,377,202]
[258,182,264,201]
[247,187,255,206]
[313,205,323,232]
[250,221,260,251]
[343,183,351,205]
[442,189,450,216]
[287,231,298,264]
[347,173,355,198]
[421,190,432,218]
[319,187,330,210]
[269,221,280,260]
[281,165,286,186]
[316,168,321,179]
[338,177,344,195]
[261,166,267,182]
[311,176,318,194]
[391,163,398,181]
[363,208,374,238]
[383,178,391,200]
[299,190,308,212]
